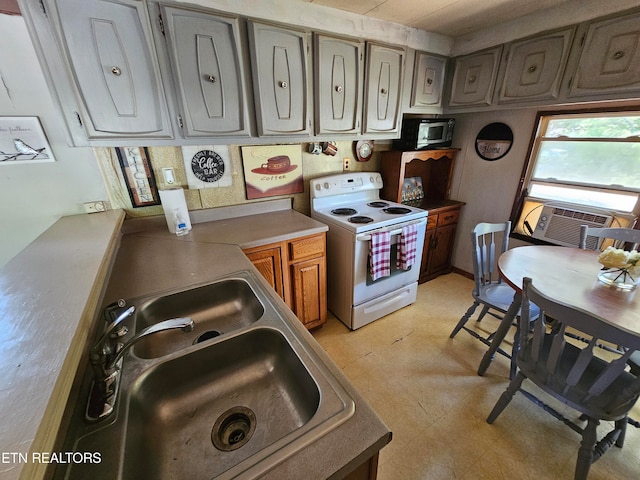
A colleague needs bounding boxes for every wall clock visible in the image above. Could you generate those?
[355,140,374,162]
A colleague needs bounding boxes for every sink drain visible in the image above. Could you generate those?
[212,407,256,451]
[194,330,221,344]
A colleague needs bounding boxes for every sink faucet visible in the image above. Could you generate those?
[105,317,195,370]
[88,307,195,421]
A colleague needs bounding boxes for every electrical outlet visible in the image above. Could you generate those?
[162,167,176,184]
[343,157,350,171]
[84,201,109,214]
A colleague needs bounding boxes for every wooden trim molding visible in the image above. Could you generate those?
[0,0,20,15]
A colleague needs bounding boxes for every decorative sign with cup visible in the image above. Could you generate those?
[241,145,303,200]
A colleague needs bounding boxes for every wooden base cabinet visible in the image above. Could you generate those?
[380,149,464,283]
[243,232,327,329]
[421,206,460,283]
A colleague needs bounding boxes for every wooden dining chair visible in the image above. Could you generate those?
[579,225,640,251]
[579,225,640,374]
[450,221,538,377]
[487,277,640,480]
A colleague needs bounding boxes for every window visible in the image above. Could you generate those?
[513,110,640,240]
[527,112,640,211]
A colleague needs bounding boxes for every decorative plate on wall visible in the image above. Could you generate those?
[475,122,513,161]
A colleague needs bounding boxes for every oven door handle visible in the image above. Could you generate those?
[356,218,426,242]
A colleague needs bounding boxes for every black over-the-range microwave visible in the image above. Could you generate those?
[393,118,455,150]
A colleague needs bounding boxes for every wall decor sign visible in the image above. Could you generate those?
[0,116,55,165]
[115,147,161,208]
[181,145,232,189]
[475,122,514,161]
[241,145,303,200]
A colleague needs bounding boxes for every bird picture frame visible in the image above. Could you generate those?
[0,116,55,165]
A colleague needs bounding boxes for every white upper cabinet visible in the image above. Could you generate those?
[314,34,364,135]
[159,6,252,137]
[497,27,575,104]
[448,46,502,108]
[567,10,640,98]
[363,42,405,135]
[410,52,447,109]
[52,0,173,140]
[248,21,311,137]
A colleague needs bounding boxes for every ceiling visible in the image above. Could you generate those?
[303,0,575,37]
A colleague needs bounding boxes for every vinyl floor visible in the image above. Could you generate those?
[312,273,640,480]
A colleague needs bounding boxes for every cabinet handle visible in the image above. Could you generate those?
[111,66,122,76]
[468,75,476,84]
[207,74,217,83]
[380,88,387,95]
[613,50,625,60]
[279,81,288,89]
[335,85,343,93]
[427,77,433,85]
[528,65,537,73]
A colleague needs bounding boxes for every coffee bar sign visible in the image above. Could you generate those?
[181,145,231,189]
[241,145,303,200]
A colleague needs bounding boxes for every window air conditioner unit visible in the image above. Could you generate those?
[532,203,613,248]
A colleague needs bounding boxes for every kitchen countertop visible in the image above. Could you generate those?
[0,200,390,480]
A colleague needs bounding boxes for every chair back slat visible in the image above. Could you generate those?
[519,277,640,417]
[472,221,510,289]
[579,225,640,251]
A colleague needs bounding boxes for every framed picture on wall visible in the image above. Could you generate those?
[115,147,161,207]
[241,144,303,200]
[0,116,55,165]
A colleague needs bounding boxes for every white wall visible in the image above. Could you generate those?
[448,108,538,274]
[0,14,107,267]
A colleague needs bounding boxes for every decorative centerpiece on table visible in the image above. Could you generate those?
[597,246,640,290]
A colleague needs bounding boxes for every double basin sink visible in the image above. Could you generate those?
[57,270,354,480]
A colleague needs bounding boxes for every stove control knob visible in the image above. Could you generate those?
[315,184,321,191]
[324,182,330,190]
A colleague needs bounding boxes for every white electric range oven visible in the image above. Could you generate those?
[310,172,428,329]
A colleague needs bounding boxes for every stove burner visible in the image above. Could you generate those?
[331,208,357,216]
[367,201,389,208]
[383,207,412,215]
[348,216,374,224]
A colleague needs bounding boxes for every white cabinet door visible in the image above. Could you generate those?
[448,46,502,107]
[498,28,575,103]
[363,43,405,135]
[55,0,172,139]
[248,21,311,136]
[410,52,446,108]
[568,10,640,98]
[160,6,251,137]
[314,34,363,135]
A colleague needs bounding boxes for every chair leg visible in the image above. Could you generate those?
[487,372,525,424]
[476,304,490,322]
[615,417,627,448]
[450,301,480,338]
[575,417,598,480]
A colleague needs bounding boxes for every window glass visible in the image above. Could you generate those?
[545,115,640,138]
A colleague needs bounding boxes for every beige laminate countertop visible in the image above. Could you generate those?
[1,201,390,480]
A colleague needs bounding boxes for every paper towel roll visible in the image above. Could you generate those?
[159,188,192,234]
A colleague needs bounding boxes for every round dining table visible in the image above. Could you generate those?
[477,245,640,376]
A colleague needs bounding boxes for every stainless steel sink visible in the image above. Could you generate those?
[123,328,320,479]
[131,277,264,358]
[59,270,355,480]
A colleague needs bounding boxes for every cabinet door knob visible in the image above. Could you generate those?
[613,50,625,60]
[468,75,476,84]
[380,88,387,95]
[279,81,288,89]
[111,66,122,76]
[207,74,217,83]
[426,77,433,85]
[528,64,537,73]
[335,85,343,93]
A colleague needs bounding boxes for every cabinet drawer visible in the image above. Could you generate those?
[289,234,325,261]
[427,215,439,230]
[437,210,459,227]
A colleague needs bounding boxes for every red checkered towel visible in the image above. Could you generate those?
[397,223,418,270]
[369,230,391,281]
